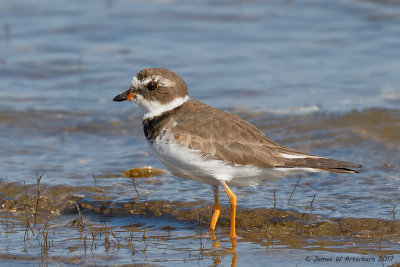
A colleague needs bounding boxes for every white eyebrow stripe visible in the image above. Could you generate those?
[132,75,174,88]
[153,75,174,87]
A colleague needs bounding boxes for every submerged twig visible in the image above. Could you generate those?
[34,172,44,226]
[90,231,96,251]
[72,202,85,231]
[392,204,397,218]
[132,178,139,198]
[23,181,33,242]
[111,230,120,248]
[92,174,97,186]
[5,176,11,233]
[5,176,9,206]
[84,235,87,254]
[287,177,300,207]
[104,223,110,252]
[310,194,316,210]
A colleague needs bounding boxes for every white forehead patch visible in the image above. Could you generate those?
[131,74,174,88]
[132,75,141,89]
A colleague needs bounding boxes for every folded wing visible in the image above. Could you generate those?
[172,100,361,173]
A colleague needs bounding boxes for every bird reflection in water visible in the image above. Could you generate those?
[211,237,237,267]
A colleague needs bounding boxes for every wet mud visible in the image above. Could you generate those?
[0,180,399,265]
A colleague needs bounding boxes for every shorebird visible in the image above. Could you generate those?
[113,68,361,239]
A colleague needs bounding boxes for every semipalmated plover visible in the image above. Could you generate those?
[113,68,361,239]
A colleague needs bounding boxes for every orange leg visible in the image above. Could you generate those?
[209,185,221,232]
[221,181,238,239]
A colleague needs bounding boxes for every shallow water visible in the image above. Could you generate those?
[1,0,400,266]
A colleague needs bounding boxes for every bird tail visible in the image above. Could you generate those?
[317,167,359,174]
[280,157,362,173]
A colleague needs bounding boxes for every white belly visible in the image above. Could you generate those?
[149,131,318,187]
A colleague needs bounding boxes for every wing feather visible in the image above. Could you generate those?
[172,100,361,172]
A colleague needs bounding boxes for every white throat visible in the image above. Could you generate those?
[138,95,190,120]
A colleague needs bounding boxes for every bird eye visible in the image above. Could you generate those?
[146,81,158,91]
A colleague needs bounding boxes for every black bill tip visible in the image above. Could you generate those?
[113,89,135,102]
[113,94,126,102]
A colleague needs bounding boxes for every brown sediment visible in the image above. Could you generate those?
[0,181,399,233]
[2,108,400,148]
[110,201,400,255]
[340,108,400,148]
[0,180,399,267]
[91,166,168,179]
[235,108,400,151]
[44,200,400,256]
[2,180,398,241]
[108,200,400,240]
[122,166,168,178]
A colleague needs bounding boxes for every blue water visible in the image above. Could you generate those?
[0,0,399,265]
